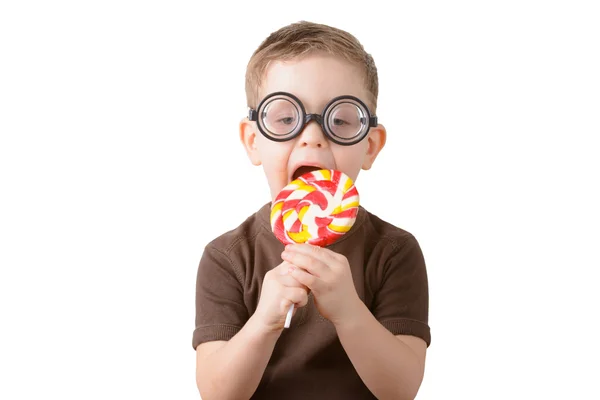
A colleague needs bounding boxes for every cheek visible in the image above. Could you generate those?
[257,139,292,172]
[332,146,366,181]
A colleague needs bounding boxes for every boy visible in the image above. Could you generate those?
[193,21,430,400]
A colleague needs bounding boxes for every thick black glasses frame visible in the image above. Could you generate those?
[248,91,378,146]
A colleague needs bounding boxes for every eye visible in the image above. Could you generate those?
[278,116,296,125]
[333,118,348,126]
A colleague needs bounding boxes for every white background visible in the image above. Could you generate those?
[1,0,599,399]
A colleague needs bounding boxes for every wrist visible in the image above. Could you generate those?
[247,313,284,340]
[333,296,369,332]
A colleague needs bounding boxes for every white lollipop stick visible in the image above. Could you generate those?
[284,304,294,328]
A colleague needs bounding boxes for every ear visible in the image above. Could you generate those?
[362,124,387,170]
[239,117,262,166]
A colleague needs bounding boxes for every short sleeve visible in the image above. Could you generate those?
[192,245,249,349]
[372,235,431,346]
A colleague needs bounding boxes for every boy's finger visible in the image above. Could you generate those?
[281,249,328,278]
[290,266,318,290]
[277,272,309,290]
[282,287,308,310]
[286,243,338,263]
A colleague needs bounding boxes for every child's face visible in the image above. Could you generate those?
[240,53,386,201]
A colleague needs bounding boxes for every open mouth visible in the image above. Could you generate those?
[292,165,324,181]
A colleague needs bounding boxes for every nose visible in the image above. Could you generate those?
[298,119,328,148]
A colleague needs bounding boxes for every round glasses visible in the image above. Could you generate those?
[248,92,378,146]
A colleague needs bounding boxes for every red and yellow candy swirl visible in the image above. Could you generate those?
[270,169,360,247]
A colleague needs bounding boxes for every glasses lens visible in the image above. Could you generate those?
[260,97,301,139]
[326,101,367,141]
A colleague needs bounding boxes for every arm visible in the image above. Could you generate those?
[195,254,308,400]
[283,237,430,400]
[195,315,280,400]
[334,301,427,400]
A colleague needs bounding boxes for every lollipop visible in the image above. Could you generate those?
[270,169,360,327]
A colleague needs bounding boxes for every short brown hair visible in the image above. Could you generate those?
[245,21,378,112]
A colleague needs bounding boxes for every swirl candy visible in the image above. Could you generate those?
[270,169,360,247]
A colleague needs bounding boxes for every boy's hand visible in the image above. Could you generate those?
[254,260,309,333]
[281,244,361,326]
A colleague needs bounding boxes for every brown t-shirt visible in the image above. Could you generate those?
[193,202,430,399]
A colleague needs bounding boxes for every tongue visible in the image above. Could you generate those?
[293,166,321,180]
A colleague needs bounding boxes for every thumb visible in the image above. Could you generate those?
[277,260,293,275]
